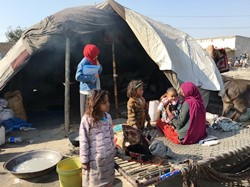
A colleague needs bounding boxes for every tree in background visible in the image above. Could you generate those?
[5,26,25,42]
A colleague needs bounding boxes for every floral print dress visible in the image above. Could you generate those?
[79,113,115,187]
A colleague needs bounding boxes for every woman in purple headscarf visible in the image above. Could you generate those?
[156,82,207,144]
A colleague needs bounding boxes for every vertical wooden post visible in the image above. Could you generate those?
[112,32,119,118]
[65,37,70,133]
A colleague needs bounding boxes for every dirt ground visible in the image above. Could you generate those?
[2,116,248,187]
[1,66,250,187]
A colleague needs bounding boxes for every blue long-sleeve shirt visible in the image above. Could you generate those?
[75,57,102,92]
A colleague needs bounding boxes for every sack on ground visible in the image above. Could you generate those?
[4,90,27,121]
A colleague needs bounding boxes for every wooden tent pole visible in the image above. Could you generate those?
[112,32,119,118]
[64,37,70,133]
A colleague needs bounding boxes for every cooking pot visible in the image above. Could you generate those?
[68,131,79,147]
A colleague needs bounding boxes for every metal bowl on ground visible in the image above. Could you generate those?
[68,131,79,147]
[3,149,62,179]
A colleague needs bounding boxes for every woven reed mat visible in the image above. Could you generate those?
[114,123,250,186]
[154,123,250,164]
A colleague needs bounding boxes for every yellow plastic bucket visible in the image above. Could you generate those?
[56,156,82,187]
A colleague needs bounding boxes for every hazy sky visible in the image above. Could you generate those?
[0,0,250,42]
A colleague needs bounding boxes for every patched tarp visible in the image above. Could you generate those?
[0,0,224,100]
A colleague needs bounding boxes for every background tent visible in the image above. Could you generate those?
[0,0,223,119]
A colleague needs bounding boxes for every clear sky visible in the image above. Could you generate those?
[0,0,250,42]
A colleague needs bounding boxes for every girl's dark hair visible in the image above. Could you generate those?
[127,80,143,98]
[85,89,109,122]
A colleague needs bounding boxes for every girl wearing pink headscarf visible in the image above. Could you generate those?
[156,82,207,144]
[75,44,102,117]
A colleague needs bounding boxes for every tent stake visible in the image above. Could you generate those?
[64,37,70,133]
[112,32,119,118]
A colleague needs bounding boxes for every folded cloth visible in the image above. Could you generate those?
[213,116,240,131]
[149,139,173,158]
[1,117,32,133]
[202,140,220,146]
[199,135,218,144]
[0,108,15,123]
[113,124,123,133]
[0,98,8,110]
[114,131,124,149]
[206,112,219,125]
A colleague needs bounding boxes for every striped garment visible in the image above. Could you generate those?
[79,113,115,187]
[126,97,150,130]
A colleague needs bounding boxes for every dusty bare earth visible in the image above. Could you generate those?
[1,116,245,187]
[1,66,250,187]
[222,66,250,80]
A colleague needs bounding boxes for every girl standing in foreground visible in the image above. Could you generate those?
[126,80,151,130]
[79,90,115,187]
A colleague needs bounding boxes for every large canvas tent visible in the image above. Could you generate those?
[0,0,223,113]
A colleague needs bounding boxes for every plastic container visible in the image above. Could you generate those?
[8,136,22,143]
[56,156,82,187]
[148,100,160,122]
[0,126,5,146]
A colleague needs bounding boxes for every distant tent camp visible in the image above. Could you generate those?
[0,0,223,113]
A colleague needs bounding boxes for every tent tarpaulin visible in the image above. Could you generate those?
[0,0,223,102]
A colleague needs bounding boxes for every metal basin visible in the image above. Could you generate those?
[3,149,62,179]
